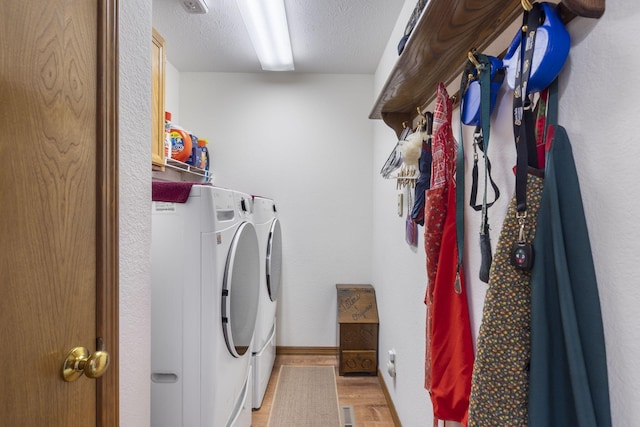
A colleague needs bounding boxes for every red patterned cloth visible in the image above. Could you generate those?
[425,84,457,304]
[424,83,474,425]
[423,187,445,390]
[430,85,456,190]
[534,88,550,167]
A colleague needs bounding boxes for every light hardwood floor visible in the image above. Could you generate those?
[252,354,397,427]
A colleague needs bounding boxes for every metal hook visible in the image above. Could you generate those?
[521,0,533,11]
[467,51,481,68]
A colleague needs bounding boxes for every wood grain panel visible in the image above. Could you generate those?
[1,0,119,424]
[370,0,601,137]
[370,0,524,122]
[276,346,338,356]
[96,0,120,425]
[0,0,97,424]
[151,28,166,169]
[563,0,605,17]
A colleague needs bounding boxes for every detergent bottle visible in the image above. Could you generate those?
[198,138,210,172]
[186,133,201,167]
[169,123,192,163]
[164,111,172,160]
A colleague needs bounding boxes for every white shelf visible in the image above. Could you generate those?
[157,158,213,183]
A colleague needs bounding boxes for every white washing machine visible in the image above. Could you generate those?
[151,185,260,427]
[251,196,283,409]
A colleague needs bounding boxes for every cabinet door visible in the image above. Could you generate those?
[151,28,166,169]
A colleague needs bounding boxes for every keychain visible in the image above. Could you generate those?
[510,211,534,270]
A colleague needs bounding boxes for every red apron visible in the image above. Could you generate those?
[424,83,474,425]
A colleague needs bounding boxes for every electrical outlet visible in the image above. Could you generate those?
[397,194,403,216]
[387,349,397,377]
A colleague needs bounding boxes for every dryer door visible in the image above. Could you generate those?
[266,218,283,302]
[222,221,260,357]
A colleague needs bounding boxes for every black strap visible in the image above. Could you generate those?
[456,59,478,272]
[513,4,542,213]
[470,127,500,212]
[458,53,501,282]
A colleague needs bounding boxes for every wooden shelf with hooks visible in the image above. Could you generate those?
[370,0,603,137]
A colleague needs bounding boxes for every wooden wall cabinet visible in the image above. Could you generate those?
[337,284,379,376]
[151,28,166,170]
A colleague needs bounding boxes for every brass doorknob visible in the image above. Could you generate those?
[62,346,110,382]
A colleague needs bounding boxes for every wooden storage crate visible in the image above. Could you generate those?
[336,284,379,375]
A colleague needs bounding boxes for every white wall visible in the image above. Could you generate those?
[123,1,640,426]
[561,4,640,424]
[165,60,181,123]
[371,2,437,425]
[119,0,152,425]
[177,72,375,346]
[372,0,640,426]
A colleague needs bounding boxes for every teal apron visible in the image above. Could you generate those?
[528,82,612,426]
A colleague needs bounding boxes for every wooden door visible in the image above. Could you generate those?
[0,0,119,425]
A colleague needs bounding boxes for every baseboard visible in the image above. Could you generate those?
[377,368,402,427]
[276,346,338,356]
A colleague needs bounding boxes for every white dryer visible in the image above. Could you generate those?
[151,185,260,427]
[251,196,283,409]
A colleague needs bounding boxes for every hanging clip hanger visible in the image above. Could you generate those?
[395,165,418,189]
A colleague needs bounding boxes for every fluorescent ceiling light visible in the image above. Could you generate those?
[236,0,294,71]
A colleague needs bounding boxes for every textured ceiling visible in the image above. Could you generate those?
[152,0,406,73]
